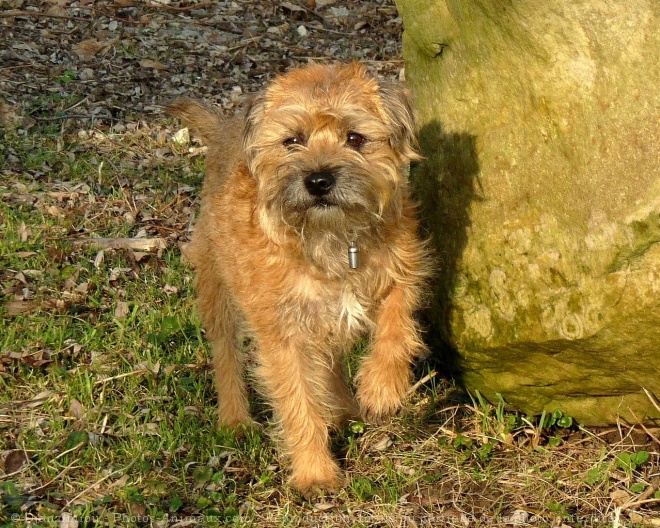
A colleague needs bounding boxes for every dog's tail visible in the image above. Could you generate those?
[167,98,225,146]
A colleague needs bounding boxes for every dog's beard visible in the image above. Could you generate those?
[272,167,391,237]
[252,150,405,260]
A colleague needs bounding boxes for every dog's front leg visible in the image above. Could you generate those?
[193,259,254,429]
[355,284,425,423]
[254,336,343,496]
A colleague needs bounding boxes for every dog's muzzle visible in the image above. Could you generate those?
[304,171,336,197]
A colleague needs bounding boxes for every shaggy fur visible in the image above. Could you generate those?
[169,62,430,496]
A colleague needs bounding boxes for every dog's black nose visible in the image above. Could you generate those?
[304,171,336,197]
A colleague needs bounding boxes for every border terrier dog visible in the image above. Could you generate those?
[170,62,429,495]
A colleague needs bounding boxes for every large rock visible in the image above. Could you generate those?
[395,0,660,425]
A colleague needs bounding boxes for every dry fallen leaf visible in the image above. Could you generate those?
[59,512,79,528]
[138,59,168,71]
[70,398,85,420]
[4,450,30,473]
[72,38,114,60]
[131,251,150,262]
[314,502,336,511]
[162,284,179,295]
[114,301,129,318]
[110,474,130,489]
[46,204,66,218]
[27,390,56,408]
[4,300,37,316]
[0,100,22,127]
[46,5,68,17]
[628,513,660,526]
[281,1,306,12]
[610,488,630,505]
[20,349,53,369]
[172,127,190,146]
[372,434,393,451]
[94,249,105,269]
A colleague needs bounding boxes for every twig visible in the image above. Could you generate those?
[628,512,660,527]
[621,477,660,511]
[33,115,92,121]
[0,10,89,22]
[71,237,167,252]
[625,497,660,511]
[0,64,42,72]
[53,442,87,461]
[627,406,660,445]
[63,95,90,112]
[407,370,437,396]
[306,27,353,35]
[65,462,136,508]
[142,1,216,12]
[226,36,262,53]
[285,0,330,25]
[643,387,660,414]
[639,423,660,445]
[94,369,148,386]
[30,460,79,494]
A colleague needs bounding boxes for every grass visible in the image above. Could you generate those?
[1,123,659,527]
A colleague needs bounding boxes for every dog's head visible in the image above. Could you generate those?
[243,62,419,237]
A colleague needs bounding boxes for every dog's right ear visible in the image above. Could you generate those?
[242,92,266,161]
[167,98,224,145]
[377,83,421,163]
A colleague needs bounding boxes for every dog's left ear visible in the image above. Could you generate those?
[378,82,420,161]
[242,92,266,164]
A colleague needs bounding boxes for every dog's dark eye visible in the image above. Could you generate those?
[346,132,366,150]
[283,136,304,148]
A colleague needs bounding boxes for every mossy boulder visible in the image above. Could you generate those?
[395,0,660,425]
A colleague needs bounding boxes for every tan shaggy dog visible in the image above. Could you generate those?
[169,62,430,496]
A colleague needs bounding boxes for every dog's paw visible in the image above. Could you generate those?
[289,457,344,499]
[356,376,410,424]
[290,471,343,499]
[217,404,256,428]
[217,415,260,440]
[355,363,410,424]
[357,390,403,425]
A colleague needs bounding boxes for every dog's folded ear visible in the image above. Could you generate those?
[242,92,266,160]
[167,98,224,145]
[377,82,421,162]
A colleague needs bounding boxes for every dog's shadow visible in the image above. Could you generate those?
[411,121,481,383]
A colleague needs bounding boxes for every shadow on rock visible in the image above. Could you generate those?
[411,121,481,380]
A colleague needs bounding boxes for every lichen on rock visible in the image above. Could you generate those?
[396,0,660,425]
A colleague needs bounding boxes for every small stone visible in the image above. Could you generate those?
[79,68,94,80]
[507,510,530,524]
